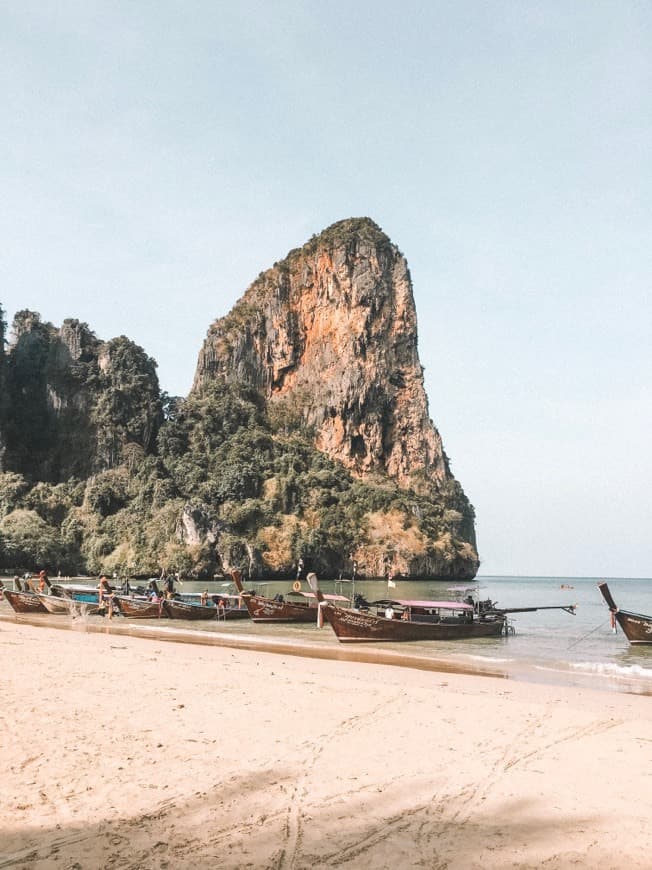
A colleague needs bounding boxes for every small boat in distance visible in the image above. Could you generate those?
[598,582,652,644]
[231,570,349,623]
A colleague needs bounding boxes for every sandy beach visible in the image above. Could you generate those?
[1,617,651,869]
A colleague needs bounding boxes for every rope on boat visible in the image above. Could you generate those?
[567,617,610,649]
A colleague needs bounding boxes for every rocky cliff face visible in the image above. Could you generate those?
[0,305,6,471]
[194,218,451,492]
[193,218,478,577]
[3,312,162,481]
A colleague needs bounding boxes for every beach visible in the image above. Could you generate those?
[1,618,651,869]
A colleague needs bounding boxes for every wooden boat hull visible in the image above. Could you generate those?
[230,570,317,623]
[598,582,652,644]
[4,589,49,614]
[52,584,101,603]
[219,607,250,620]
[37,594,73,615]
[241,595,316,623]
[322,604,505,642]
[70,601,103,616]
[116,596,165,619]
[162,599,219,620]
[614,611,652,644]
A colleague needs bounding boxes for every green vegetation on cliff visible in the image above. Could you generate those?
[3,313,162,482]
[0,330,476,579]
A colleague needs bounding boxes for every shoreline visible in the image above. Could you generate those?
[2,619,652,868]
[0,610,510,681]
[2,607,652,700]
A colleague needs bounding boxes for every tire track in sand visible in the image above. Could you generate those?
[273,695,403,870]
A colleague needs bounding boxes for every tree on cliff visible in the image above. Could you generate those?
[0,303,6,470]
[3,311,56,479]
[92,336,163,469]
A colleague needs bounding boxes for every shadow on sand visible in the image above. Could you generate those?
[0,765,596,870]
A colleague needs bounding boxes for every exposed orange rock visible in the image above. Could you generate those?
[195,219,449,488]
[193,217,478,578]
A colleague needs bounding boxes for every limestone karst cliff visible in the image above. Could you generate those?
[0,305,6,468]
[194,218,449,491]
[3,311,162,481]
[192,218,478,578]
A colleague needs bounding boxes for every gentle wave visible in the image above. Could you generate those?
[459,654,515,664]
[569,661,652,680]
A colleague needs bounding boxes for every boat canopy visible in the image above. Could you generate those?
[294,591,350,602]
[183,592,243,602]
[54,583,99,593]
[392,599,474,611]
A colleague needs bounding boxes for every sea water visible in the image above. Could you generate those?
[455,575,652,692]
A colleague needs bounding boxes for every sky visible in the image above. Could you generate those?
[1,1,650,577]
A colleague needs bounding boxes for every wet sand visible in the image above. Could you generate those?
[0,609,510,680]
[2,616,652,869]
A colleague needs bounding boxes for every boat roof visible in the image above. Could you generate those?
[183,592,241,600]
[294,591,350,602]
[378,599,474,611]
[53,583,98,592]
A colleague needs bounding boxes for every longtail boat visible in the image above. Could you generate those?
[161,598,220,620]
[50,583,113,615]
[51,583,102,603]
[4,588,49,614]
[308,574,507,642]
[598,582,652,644]
[215,595,250,620]
[36,593,73,615]
[158,591,250,621]
[231,570,349,623]
[115,596,166,619]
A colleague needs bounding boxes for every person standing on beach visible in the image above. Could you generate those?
[98,575,115,610]
[98,576,115,619]
[98,575,113,601]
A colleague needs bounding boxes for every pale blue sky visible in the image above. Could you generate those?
[2,2,650,577]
